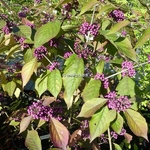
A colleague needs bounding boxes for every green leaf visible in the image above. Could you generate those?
[5,81,16,97]
[6,44,20,59]
[22,57,38,87]
[89,106,116,142]
[96,4,116,17]
[82,79,101,102]
[9,120,20,127]
[111,113,123,134]
[24,48,34,63]
[78,0,99,16]
[116,76,135,97]
[47,69,62,98]
[0,20,6,29]
[13,25,32,39]
[19,116,33,134]
[34,22,61,48]
[96,60,104,74]
[134,28,150,49]
[63,54,84,108]
[77,98,107,118]
[62,25,77,32]
[113,143,122,150]
[49,117,69,150]
[107,20,130,35]
[25,130,42,150]
[115,37,137,62]
[124,109,148,141]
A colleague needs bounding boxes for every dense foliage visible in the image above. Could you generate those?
[0,0,150,149]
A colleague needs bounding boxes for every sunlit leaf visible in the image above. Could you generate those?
[5,81,16,97]
[9,120,20,127]
[113,143,122,150]
[111,113,123,134]
[77,98,107,118]
[0,20,6,29]
[25,130,42,150]
[78,0,99,16]
[124,109,148,141]
[96,60,104,74]
[47,69,62,98]
[19,116,32,134]
[82,79,101,102]
[63,54,84,108]
[89,106,116,142]
[116,76,135,97]
[37,119,46,129]
[134,28,150,49]
[107,20,130,35]
[34,22,61,48]
[22,57,37,87]
[49,117,69,150]
[42,96,56,106]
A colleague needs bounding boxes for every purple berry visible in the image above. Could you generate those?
[34,46,48,60]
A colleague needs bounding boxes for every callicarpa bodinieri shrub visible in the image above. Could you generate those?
[1,0,150,149]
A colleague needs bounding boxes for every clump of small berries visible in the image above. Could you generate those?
[121,61,136,77]
[34,46,48,60]
[105,91,131,112]
[121,30,127,37]
[2,21,14,35]
[74,41,95,59]
[79,22,100,37]
[26,22,35,28]
[94,73,109,89]
[80,120,90,140]
[49,38,60,48]
[18,11,26,18]
[19,37,29,49]
[41,13,54,24]
[109,9,125,22]
[64,52,73,58]
[0,14,8,20]
[47,62,60,71]
[34,0,41,4]
[27,101,52,121]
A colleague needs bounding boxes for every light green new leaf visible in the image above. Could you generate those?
[22,57,37,87]
[13,25,32,39]
[134,28,150,49]
[77,98,107,118]
[0,20,6,29]
[111,113,123,134]
[34,22,61,48]
[89,106,116,142]
[25,130,42,150]
[96,60,104,74]
[124,109,148,141]
[116,76,135,97]
[113,143,122,150]
[107,20,130,35]
[5,81,16,97]
[82,79,101,102]
[47,69,62,98]
[78,0,99,16]
[63,54,84,108]
[115,37,137,62]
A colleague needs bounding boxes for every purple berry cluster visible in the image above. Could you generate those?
[27,101,52,121]
[111,128,126,139]
[80,120,90,140]
[49,38,60,48]
[74,41,95,59]
[47,62,60,71]
[19,37,29,49]
[41,13,54,24]
[121,61,136,77]
[18,11,26,18]
[109,9,125,22]
[34,0,41,4]
[94,73,109,89]
[64,52,73,58]
[2,21,14,35]
[0,14,8,20]
[105,91,131,112]
[34,46,48,60]
[79,22,100,37]
[26,22,35,28]
[121,30,127,37]
[62,1,79,19]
